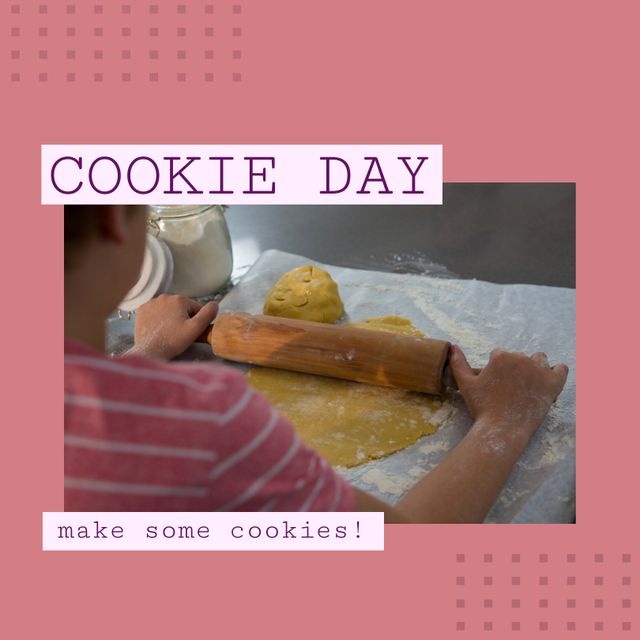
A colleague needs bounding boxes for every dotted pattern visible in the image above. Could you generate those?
[7,3,243,83]
[454,552,634,633]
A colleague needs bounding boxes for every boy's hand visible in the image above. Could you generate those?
[133,294,219,360]
[449,345,569,441]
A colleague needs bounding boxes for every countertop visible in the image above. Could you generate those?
[225,183,575,288]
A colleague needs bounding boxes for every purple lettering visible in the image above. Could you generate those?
[208,156,234,194]
[320,156,350,194]
[163,156,204,194]
[88,156,121,194]
[93,520,108,538]
[357,157,393,194]
[51,156,82,194]
[127,156,160,195]
[243,156,276,194]
[398,156,428,193]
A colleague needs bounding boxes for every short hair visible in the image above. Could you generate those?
[64,205,102,268]
[64,205,146,268]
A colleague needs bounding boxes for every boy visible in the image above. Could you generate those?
[64,205,568,522]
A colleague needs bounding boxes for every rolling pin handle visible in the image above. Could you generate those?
[442,361,483,390]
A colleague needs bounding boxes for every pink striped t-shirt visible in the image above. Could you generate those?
[64,339,355,512]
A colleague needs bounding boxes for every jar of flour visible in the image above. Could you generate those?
[148,205,233,298]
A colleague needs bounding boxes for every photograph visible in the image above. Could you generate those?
[65,184,575,522]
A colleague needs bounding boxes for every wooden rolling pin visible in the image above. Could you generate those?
[198,312,457,395]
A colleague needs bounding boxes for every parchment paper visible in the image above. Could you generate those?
[214,249,576,524]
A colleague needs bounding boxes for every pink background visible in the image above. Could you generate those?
[3,1,636,638]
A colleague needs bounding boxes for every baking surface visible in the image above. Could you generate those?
[210,249,576,523]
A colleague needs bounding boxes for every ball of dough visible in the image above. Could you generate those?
[263,265,344,323]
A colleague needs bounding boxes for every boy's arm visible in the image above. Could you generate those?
[128,295,218,359]
[355,346,569,523]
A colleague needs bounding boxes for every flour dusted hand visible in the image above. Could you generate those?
[133,294,218,360]
[449,345,568,440]
[376,347,569,524]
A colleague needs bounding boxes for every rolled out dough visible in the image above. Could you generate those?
[245,316,454,467]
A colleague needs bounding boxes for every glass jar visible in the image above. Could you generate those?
[148,205,233,298]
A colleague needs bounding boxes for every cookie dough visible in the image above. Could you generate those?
[348,315,426,337]
[263,265,344,323]
[246,317,453,467]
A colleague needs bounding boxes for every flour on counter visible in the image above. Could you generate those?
[419,439,453,456]
[410,291,494,361]
[359,468,415,497]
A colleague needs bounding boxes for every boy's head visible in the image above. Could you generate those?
[64,205,149,314]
